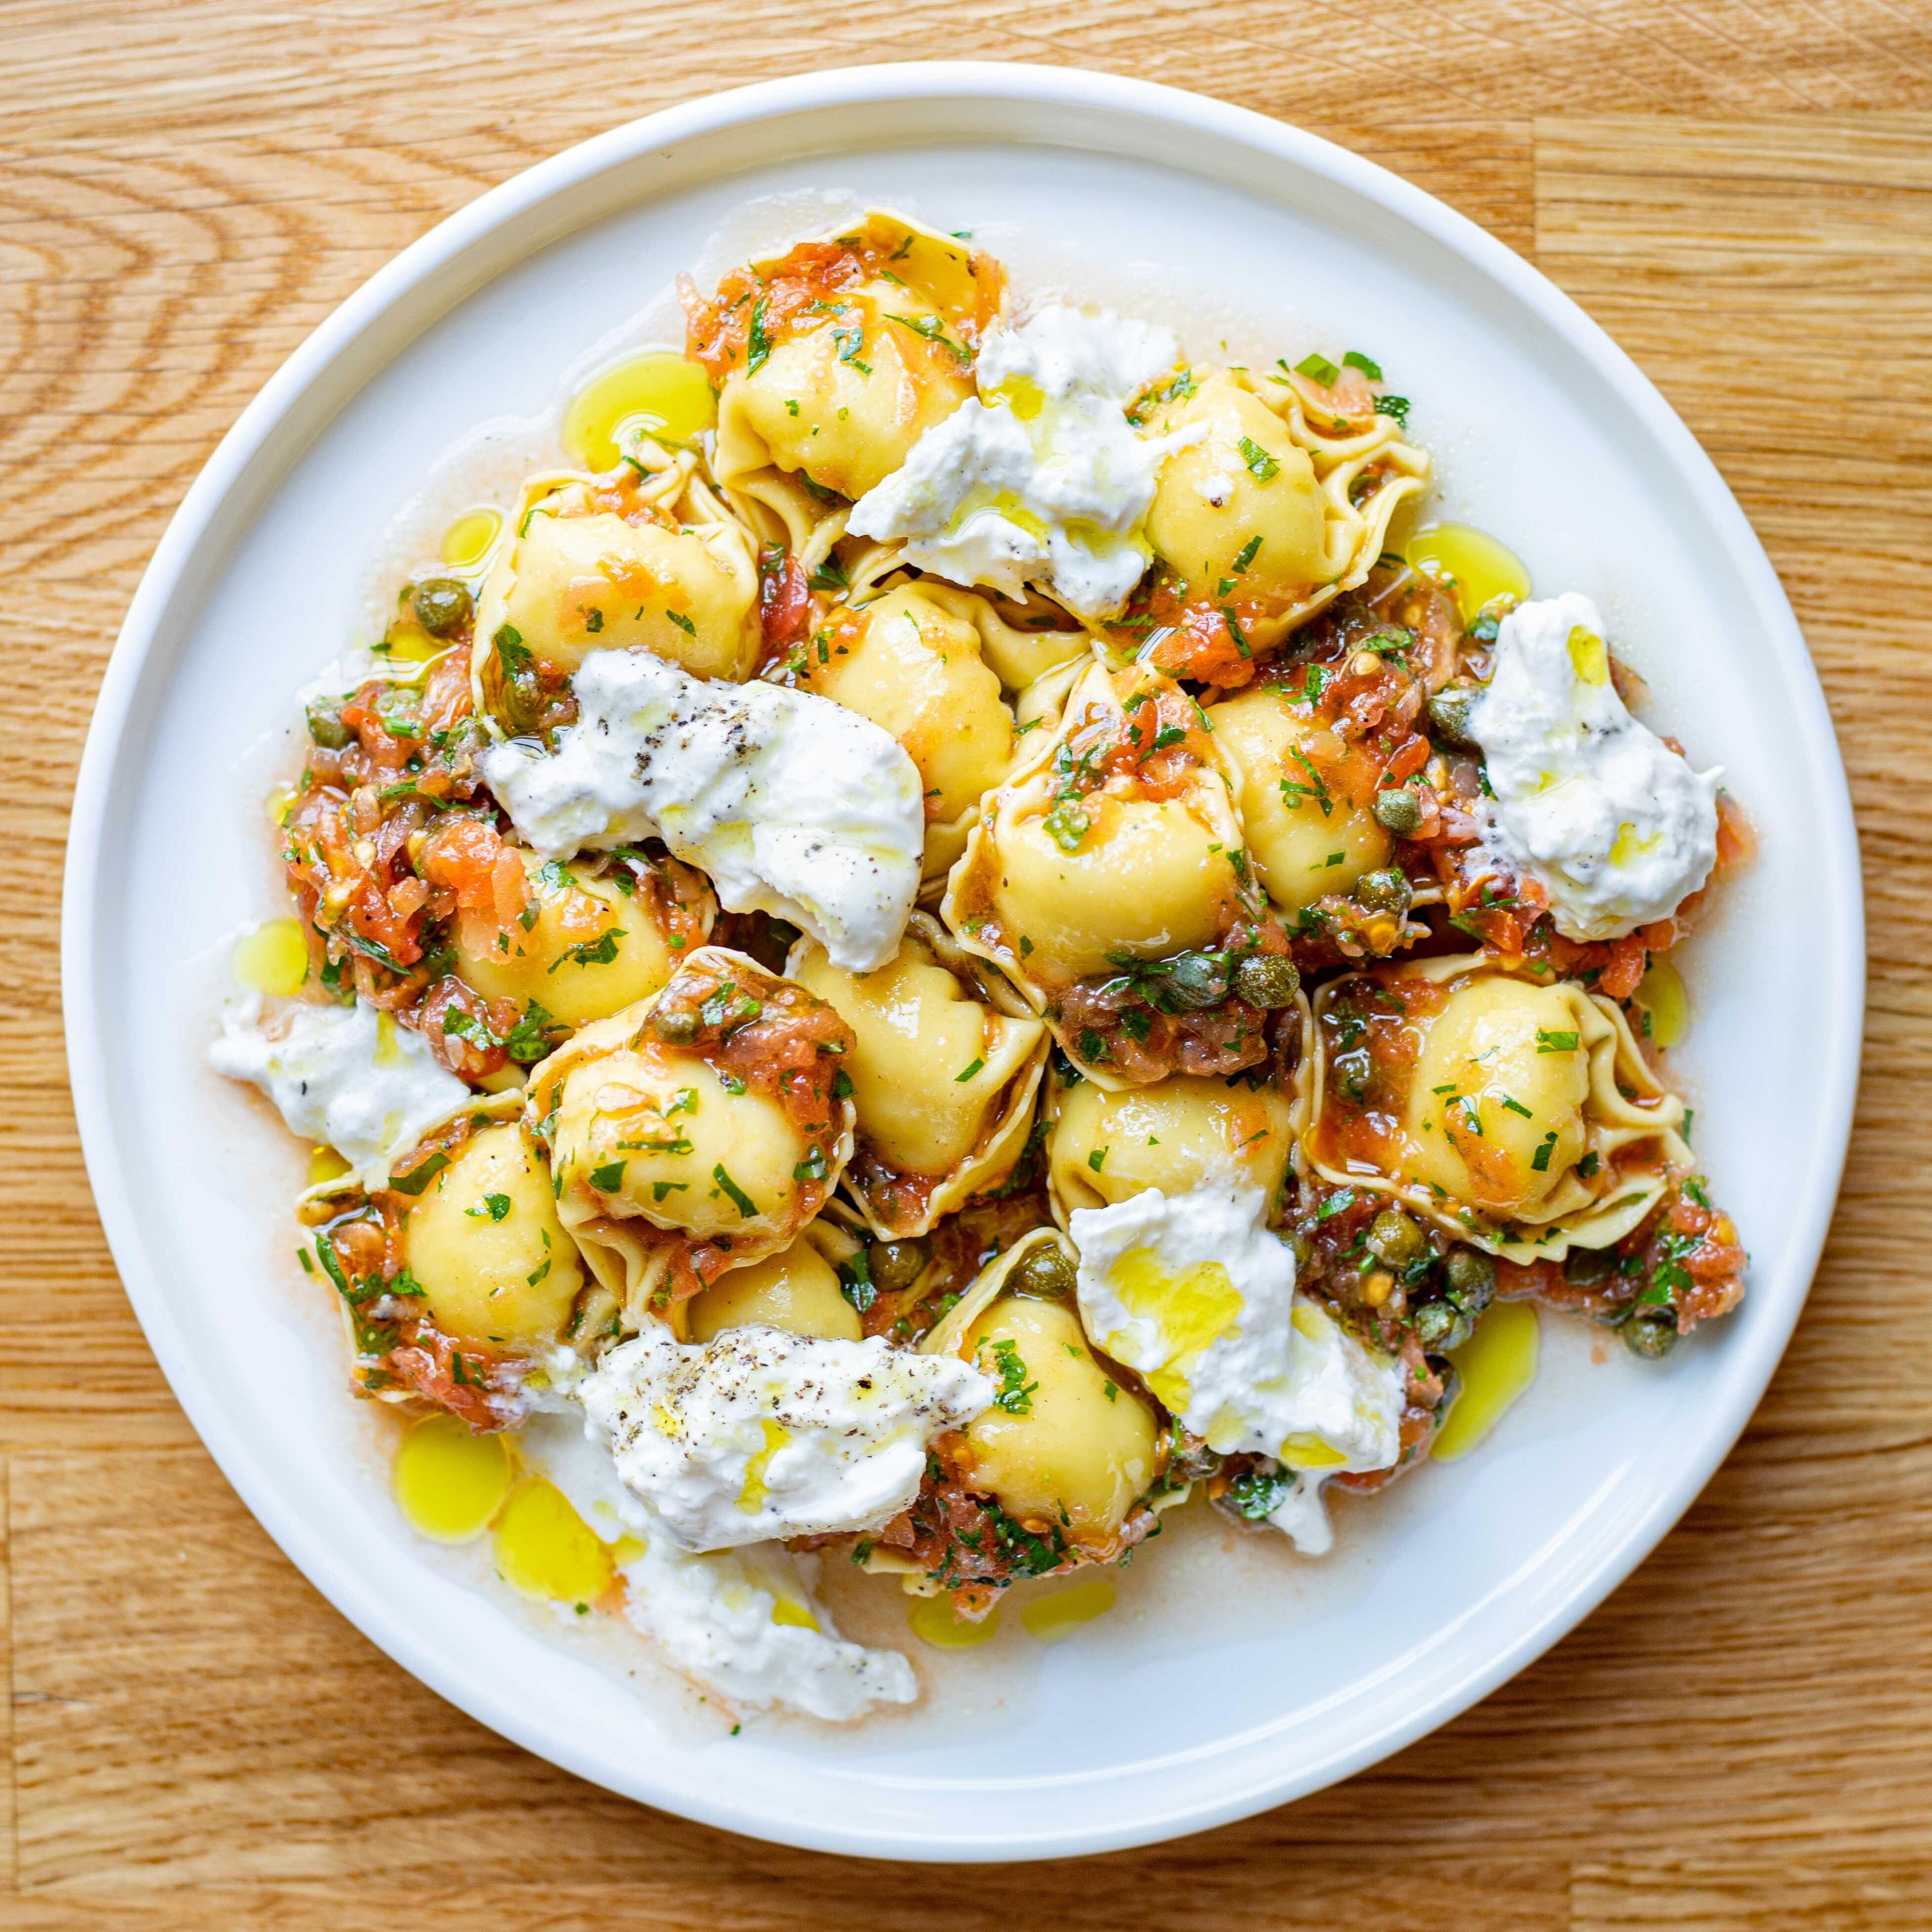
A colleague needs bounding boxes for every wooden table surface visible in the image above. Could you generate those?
[5,3,1931,1924]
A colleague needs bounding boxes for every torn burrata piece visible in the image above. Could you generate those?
[847,304,1202,620]
[576,1320,991,1549]
[479,648,923,972]
[1468,592,1721,942]
[1071,1186,1404,1474]
[524,1408,917,1720]
[209,993,469,1184]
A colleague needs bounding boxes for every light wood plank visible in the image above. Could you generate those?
[4,12,1932,1923]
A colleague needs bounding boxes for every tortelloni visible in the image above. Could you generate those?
[524,947,855,1327]
[452,849,715,1028]
[472,472,760,689]
[687,1229,861,1344]
[692,210,1007,548]
[1127,364,1429,679]
[921,1231,1160,1545]
[943,657,1260,1082]
[1305,954,1693,1259]
[799,586,1017,878]
[402,1121,587,1351]
[1048,1072,1298,1220]
[1208,683,1391,913]
[788,914,1048,1237]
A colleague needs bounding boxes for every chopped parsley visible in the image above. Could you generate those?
[984,1338,1038,1417]
[745,296,773,375]
[712,1163,758,1218]
[465,1193,513,1223]
[1237,435,1279,483]
[589,1160,627,1193]
[387,1150,449,1197]
[1294,351,1341,386]
[551,929,624,971]
[1342,350,1383,380]
[1225,1464,1295,1521]
[1536,1028,1581,1054]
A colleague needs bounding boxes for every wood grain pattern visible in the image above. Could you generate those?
[4,5,1930,1922]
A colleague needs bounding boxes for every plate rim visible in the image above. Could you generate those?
[60,59,1865,1863]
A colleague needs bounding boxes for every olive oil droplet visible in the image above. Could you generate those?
[231,918,309,997]
[1405,524,1531,626]
[492,1475,615,1603]
[307,1145,352,1188]
[1432,1300,1539,1461]
[564,352,716,471]
[393,1413,513,1542]
[908,1592,1001,1649]
[1020,1575,1116,1643]
[440,508,502,569]
[1633,958,1690,1049]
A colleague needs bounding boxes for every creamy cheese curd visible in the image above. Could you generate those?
[620,1534,916,1721]
[847,304,1202,620]
[577,1320,992,1549]
[478,647,923,972]
[1469,593,1720,942]
[1071,1187,1404,1472]
[210,993,469,1183]
[523,1408,916,1720]
[1262,1470,1337,1557]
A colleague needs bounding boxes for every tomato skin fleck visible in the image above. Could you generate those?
[757,544,812,651]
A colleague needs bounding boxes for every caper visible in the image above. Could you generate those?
[1231,953,1301,1009]
[1442,1244,1496,1314]
[1164,951,1227,1009]
[1008,1241,1077,1300]
[1621,1307,1680,1359]
[497,666,547,735]
[412,577,474,638]
[1411,1298,1473,1351]
[1366,1208,1424,1266]
[1565,1245,1617,1288]
[1371,788,1422,837]
[867,1238,929,1295]
[305,699,352,751]
[1356,866,1412,914]
[1426,686,1478,746]
[654,1006,702,1045]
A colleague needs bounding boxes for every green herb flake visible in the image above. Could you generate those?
[552,929,624,971]
[984,1338,1038,1417]
[713,1163,758,1218]
[1536,1028,1580,1054]
[387,1150,449,1197]
[1042,797,1090,853]
[1237,435,1280,483]
[745,296,773,375]
[1294,351,1341,386]
[954,1057,986,1083]
[1342,350,1383,380]
[589,1160,627,1193]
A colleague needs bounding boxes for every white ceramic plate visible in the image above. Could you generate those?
[62,63,1862,1861]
